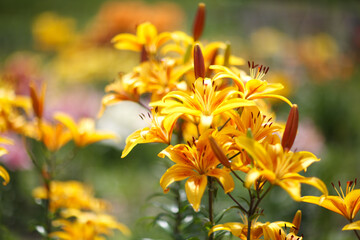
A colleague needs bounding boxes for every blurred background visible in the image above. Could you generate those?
[0,0,360,239]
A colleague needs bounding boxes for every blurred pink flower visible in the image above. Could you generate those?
[46,86,102,121]
[0,134,32,171]
[292,118,324,155]
[1,52,44,95]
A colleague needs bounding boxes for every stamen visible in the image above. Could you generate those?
[339,181,345,198]
[332,181,343,198]
[347,181,353,195]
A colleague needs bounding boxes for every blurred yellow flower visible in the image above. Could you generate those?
[112,22,171,57]
[0,166,9,186]
[54,113,116,147]
[0,84,33,136]
[0,137,10,185]
[235,137,327,200]
[50,209,130,239]
[159,131,234,212]
[32,12,78,51]
[32,181,108,213]
[37,120,72,152]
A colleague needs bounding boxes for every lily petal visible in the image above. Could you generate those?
[185,175,207,212]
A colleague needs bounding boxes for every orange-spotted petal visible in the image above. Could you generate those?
[185,175,207,212]
[160,165,196,193]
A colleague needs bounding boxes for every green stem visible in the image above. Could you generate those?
[208,177,214,240]
[214,178,247,213]
[247,191,254,240]
[350,219,360,240]
[173,181,182,238]
[252,184,272,213]
[231,169,244,183]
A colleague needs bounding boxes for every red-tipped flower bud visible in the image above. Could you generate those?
[209,136,231,168]
[193,3,206,41]
[281,104,299,151]
[291,210,302,235]
[194,44,205,79]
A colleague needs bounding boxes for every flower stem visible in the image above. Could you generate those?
[208,176,214,240]
[214,178,247,213]
[247,191,254,240]
[350,219,360,240]
[354,230,360,240]
[173,181,182,238]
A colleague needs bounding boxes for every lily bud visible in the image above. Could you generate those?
[209,136,231,168]
[194,44,205,79]
[281,104,298,151]
[205,48,218,77]
[140,44,148,63]
[291,210,302,235]
[29,81,46,119]
[193,3,206,41]
[223,42,231,67]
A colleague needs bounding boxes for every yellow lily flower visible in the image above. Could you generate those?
[153,77,255,131]
[209,217,295,240]
[302,180,360,221]
[235,136,328,200]
[229,106,281,143]
[343,220,360,231]
[121,109,182,158]
[211,63,292,106]
[54,113,116,147]
[99,59,192,116]
[159,131,234,212]
[210,211,302,240]
[112,21,171,57]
